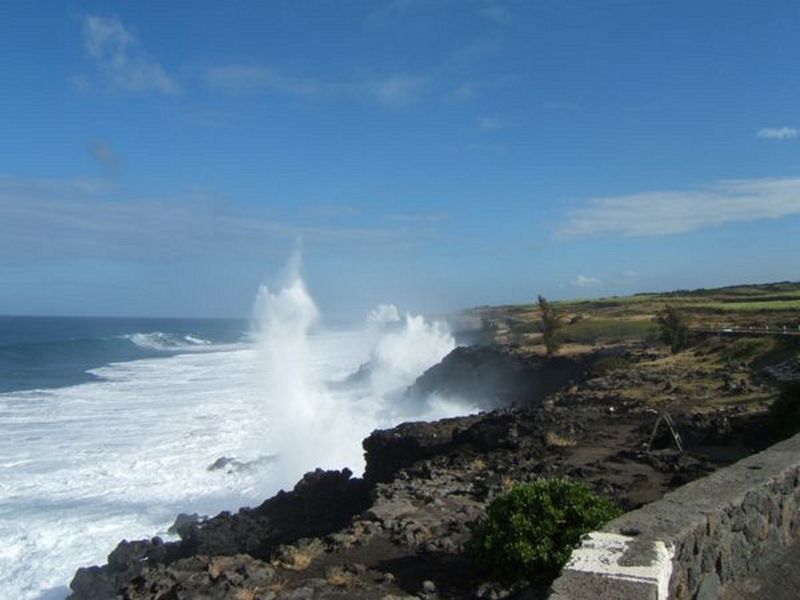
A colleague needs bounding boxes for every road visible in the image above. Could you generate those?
[693,326,800,338]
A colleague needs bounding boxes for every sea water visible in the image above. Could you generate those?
[0,270,474,599]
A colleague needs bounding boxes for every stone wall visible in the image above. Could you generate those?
[548,432,800,599]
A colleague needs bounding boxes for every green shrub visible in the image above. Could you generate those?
[769,382,800,441]
[469,479,622,582]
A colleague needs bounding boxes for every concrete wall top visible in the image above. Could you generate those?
[549,432,800,599]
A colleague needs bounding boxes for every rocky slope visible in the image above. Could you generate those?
[68,341,781,600]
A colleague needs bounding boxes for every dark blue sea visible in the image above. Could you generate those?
[0,298,464,600]
[0,316,248,393]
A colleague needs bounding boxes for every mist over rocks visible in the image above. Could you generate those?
[65,342,615,599]
[63,277,799,598]
[68,384,774,598]
[405,344,593,409]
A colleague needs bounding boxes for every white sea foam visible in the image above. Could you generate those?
[0,263,474,599]
[127,332,216,352]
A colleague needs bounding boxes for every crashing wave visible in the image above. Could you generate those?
[126,332,214,352]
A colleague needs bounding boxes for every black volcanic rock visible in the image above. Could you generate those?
[182,468,370,558]
[406,345,589,408]
[362,414,485,484]
[69,341,762,599]
[68,468,370,599]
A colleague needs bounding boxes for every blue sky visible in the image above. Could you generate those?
[1,1,799,319]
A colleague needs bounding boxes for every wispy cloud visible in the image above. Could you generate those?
[203,65,319,96]
[448,82,479,102]
[368,75,429,107]
[571,274,602,288]
[82,15,179,95]
[445,74,516,104]
[365,0,423,25]
[479,4,513,26]
[88,140,123,171]
[756,127,798,140]
[385,212,449,223]
[558,177,800,238]
[478,115,511,131]
[0,175,114,196]
[0,175,438,262]
[203,64,427,108]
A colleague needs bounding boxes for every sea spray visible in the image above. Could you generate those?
[368,311,456,398]
[250,260,461,487]
[0,261,476,599]
[251,259,332,488]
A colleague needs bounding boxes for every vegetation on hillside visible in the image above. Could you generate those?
[474,281,800,356]
[656,305,690,353]
[537,295,562,356]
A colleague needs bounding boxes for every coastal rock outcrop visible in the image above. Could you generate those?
[405,345,589,408]
[68,468,370,599]
[69,342,778,599]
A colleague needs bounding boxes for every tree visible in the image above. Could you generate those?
[538,295,562,356]
[656,305,689,353]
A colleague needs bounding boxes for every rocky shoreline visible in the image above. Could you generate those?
[68,341,781,600]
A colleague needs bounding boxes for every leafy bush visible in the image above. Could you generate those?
[769,382,800,441]
[469,479,622,582]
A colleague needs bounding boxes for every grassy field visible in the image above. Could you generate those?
[557,318,659,344]
[689,299,800,313]
[475,280,800,351]
[462,281,800,422]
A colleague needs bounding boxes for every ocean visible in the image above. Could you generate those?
[0,276,475,599]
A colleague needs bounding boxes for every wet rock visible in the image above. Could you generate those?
[762,356,800,384]
[168,512,205,538]
[406,345,590,409]
[69,469,369,599]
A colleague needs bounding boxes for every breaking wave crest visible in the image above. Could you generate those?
[0,253,476,599]
[126,332,214,352]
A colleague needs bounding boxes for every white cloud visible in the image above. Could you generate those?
[756,127,798,140]
[558,177,800,238]
[0,175,438,263]
[571,274,602,288]
[83,15,179,95]
[478,115,510,131]
[620,270,639,278]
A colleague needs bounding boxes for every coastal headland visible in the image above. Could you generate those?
[69,282,800,599]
